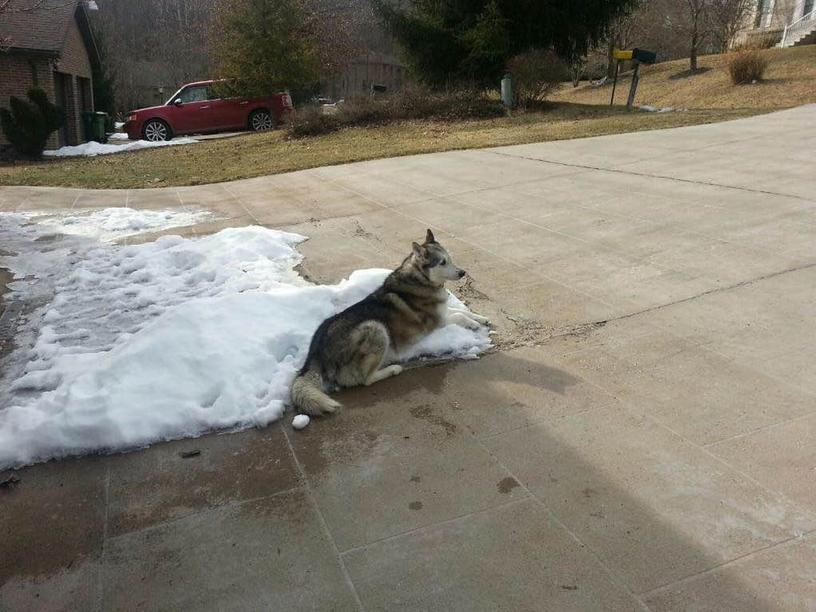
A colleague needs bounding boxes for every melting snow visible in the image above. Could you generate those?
[638,105,685,113]
[0,209,490,468]
[20,207,213,243]
[44,138,198,158]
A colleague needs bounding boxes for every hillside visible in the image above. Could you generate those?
[553,45,816,110]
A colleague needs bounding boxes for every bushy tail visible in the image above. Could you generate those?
[290,369,341,416]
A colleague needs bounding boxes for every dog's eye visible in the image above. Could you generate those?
[439,258,446,266]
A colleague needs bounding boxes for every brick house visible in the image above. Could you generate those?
[0,0,101,150]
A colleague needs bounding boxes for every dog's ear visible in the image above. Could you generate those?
[425,229,436,244]
[412,241,424,259]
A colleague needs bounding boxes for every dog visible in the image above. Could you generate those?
[290,229,488,416]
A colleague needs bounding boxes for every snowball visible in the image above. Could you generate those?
[292,415,310,430]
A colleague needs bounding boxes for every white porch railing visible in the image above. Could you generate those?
[780,1,816,46]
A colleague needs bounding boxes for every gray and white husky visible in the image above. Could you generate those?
[290,229,488,416]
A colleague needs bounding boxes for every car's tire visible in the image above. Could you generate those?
[142,119,171,142]
[249,109,274,132]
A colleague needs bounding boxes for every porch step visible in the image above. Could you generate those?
[790,28,816,45]
[777,12,816,47]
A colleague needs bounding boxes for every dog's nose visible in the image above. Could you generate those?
[458,269,466,279]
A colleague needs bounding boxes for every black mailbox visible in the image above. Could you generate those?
[632,48,657,64]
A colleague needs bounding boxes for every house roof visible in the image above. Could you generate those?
[0,0,85,55]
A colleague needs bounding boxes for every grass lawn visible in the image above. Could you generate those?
[554,45,816,109]
[1,46,813,190]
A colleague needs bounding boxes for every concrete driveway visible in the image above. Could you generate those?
[1,106,815,611]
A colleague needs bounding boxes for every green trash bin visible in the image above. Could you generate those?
[92,112,108,143]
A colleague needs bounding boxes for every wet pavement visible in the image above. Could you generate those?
[1,106,815,611]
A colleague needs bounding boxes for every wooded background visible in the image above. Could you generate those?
[82,0,759,113]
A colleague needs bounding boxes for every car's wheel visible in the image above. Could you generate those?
[142,119,171,142]
[249,109,274,132]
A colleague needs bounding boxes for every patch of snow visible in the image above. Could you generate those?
[44,138,197,158]
[108,132,130,141]
[0,212,490,468]
[114,121,124,129]
[21,207,214,243]
[292,415,310,430]
[638,105,678,113]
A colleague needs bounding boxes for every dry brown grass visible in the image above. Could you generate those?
[0,105,753,189]
[553,45,816,110]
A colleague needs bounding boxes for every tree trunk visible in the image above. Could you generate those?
[606,39,615,79]
[690,28,698,71]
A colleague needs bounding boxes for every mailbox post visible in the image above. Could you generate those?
[610,49,632,107]
[626,63,642,109]
[610,48,656,109]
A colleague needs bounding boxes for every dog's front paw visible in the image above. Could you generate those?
[464,319,482,331]
[448,311,484,331]
[470,312,490,326]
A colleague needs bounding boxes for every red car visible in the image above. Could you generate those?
[123,80,293,141]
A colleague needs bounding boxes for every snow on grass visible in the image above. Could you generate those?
[44,137,198,158]
[0,210,490,468]
[637,105,685,113]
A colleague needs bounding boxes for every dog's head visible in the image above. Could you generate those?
[412,229,466,284]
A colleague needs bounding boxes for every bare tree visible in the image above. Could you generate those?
[676,0,712,71]
[709,0,753,51]
[589,0,683,80]
[587,0,733,79]
[91,0,220,111]
[604,7,648,78]
[569,56,587,86]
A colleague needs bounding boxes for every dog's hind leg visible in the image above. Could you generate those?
[365,364,403,385]
[344,321,403,387]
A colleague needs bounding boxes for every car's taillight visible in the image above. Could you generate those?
[126,114,136,122]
